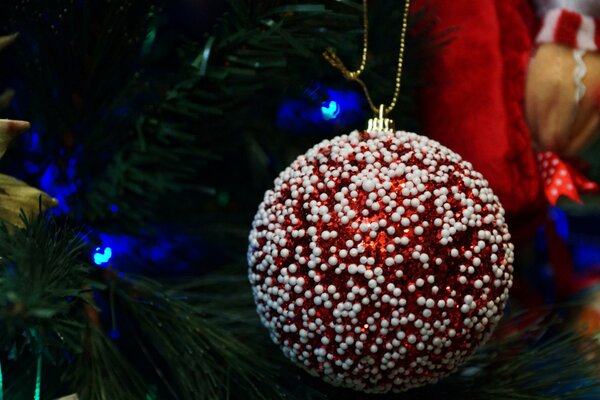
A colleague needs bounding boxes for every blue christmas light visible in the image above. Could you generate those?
[573,241,600,272]
[109,328,121,340]
[321,100,340,120]
[39,159,79,214]
[277,87,366,135]
[86,230,204,273]
[93,246,113,266]
[26,130,41,153]
[21,128,42,173]
[90,232,174,270]
[549,206,569,240]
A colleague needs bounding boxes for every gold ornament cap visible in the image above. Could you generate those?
[367,105,395,134]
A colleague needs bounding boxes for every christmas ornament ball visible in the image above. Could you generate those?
[248,130,514,393]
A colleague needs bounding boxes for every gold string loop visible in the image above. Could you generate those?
[322,0,411,118]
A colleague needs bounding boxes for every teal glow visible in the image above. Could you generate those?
[93,247,113,266]
[34,353,41,400]
[320,100,340,120]
[142,28,157,57]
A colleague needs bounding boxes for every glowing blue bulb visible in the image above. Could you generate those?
[93,246,113,266]
[321,100,340,120]
[109,329,121,340]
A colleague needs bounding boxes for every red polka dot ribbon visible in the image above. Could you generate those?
[537,151,599,205]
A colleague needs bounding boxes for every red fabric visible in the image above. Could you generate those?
[412,0,545,242]
[537,152,600,204]
[554,10,582,46]
[536,9,600,51]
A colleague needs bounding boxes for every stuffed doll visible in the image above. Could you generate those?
[412,0,600,243]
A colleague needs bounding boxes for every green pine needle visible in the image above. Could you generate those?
[0,214,91,357]
[111,274,280,400]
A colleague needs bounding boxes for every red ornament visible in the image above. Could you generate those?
[248,130,514,393]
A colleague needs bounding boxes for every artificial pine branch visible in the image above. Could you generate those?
[0,0,175,228]
[140,0,368,221]
[0,214,277,399]
[68,327,150,400]
[110,274,280,400]
[0,214,91,357]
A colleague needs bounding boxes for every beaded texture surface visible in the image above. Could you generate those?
[248,130,514,393]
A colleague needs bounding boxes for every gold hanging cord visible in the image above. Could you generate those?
[323,0,411,120]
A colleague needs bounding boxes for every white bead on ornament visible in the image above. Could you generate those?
[247,128,514,393]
